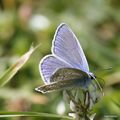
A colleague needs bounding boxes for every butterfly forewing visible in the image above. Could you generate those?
[52,23,89,72]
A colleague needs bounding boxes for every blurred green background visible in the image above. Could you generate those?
[0,0,120,120]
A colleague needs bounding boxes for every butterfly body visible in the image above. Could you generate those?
[35,23,95,93]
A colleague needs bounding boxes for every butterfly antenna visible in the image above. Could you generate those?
[97,77,105,85]
[94,67,112,72]
[102,67,112,70]
[91,75,104,96]
[94,78,104,96]
[97,77,105,81]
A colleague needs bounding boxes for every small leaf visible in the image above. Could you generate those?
[0,44,40,87]
[89,113,96,120]
[0,111,72,119]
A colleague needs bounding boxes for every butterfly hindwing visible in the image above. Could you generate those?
[40,55,72,84]
[50,68,89,82]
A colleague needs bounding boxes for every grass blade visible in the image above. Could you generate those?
[0,111,72,119]
[0,44,40,87]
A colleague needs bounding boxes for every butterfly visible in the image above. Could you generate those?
[35,23,97,93]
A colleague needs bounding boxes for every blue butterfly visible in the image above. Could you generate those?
[35,23,96,93]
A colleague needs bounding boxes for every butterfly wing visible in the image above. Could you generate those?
[36,68,90,93]
[39,55,72,84]
[50,68,88,82]
[52,23,89,72]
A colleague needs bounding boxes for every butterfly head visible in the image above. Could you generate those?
[89,72,96,80]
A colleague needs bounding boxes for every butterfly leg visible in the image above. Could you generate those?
[91,81,97,92]
[88,81,99,104]
[83,90,91,110]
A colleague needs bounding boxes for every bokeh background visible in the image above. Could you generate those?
[0,0,120,120]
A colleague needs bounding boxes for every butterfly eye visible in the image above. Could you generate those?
[90,75,94,80]
[89,73,96,80]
